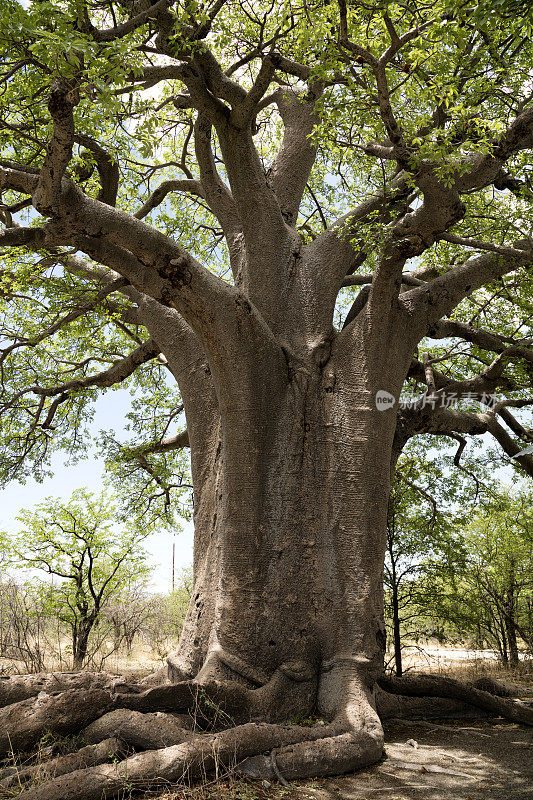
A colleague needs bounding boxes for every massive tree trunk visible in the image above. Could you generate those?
[3,5,533,794]
[154,288,412,727]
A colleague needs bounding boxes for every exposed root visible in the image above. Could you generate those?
[116,661,317,725]
[471,676,519,697]
[12,718,382,800]
[0,689,116,756]
[0,673,128,709]
[0,737,126,790]
[2,667,531,800]
[81,709,193,750]
[0,680,245,759]
[115,680,236,717]
[137,667,169,688]
[375,687,483,720]
[3,665,384,800]
[378,674,533,725]
[239,729,383,781]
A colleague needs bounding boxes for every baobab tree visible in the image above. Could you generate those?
[0,0,533,795]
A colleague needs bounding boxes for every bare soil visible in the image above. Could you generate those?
[299,718,533,800]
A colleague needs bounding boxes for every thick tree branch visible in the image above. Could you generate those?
[493,400,533,441]
[231,55,277,127]
[193,115,244,278]
[88,0,173,42]
[211,123,295,333]
[128,428,190,456]
[0,164,39,196]
[428,319,525,353]
[192,48,247,109]
[308,173,413,308]
[0,226,46,248]
[267,87,322,227]
[33,79,80,216]
[397,402,533,480]
[35,180,242,346]
[484,412,533,475]
[438,232,530,258]
[403,250,533,334]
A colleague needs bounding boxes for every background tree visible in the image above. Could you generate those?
[425,487,533,665]
[385,441,486,675]
[0,0,533,790]
[6,490,152,669]
[0,579,47,673]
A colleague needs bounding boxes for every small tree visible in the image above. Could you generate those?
[7,490,152,670]
[386,469,437,677]
[385,444,477,675]
[423,487,533,666]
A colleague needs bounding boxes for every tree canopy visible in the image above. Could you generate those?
[1,0,533,518]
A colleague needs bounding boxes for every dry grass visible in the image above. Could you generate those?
[0,639,179,679]
[395,642,533,694]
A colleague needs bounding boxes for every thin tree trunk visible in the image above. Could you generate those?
[504,564,520,667]
[504,614,520,667]
[499,619,509,666]
[73,622,94,670]
[391,583,403,677]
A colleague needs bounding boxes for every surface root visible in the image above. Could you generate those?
[1,669,531,800]
[0,737,126,790]
[11,719,382,800]
[0,672,128,709]
[0,689,116,757]
[81,709,193,750]
[378,674,533,725]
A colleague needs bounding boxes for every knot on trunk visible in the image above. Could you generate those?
[48,78,80,118]
[158,256,193,288]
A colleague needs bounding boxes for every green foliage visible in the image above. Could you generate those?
[419,485,533,662]
[4,488,153,667]
[1,0,533,525]
[384,438,491,671]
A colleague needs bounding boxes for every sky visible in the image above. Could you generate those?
[0,388,194,594]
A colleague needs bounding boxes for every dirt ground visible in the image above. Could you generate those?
[166,717,532,800]
[296,718,533,800]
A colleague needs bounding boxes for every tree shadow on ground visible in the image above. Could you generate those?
[285,718,533,800]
